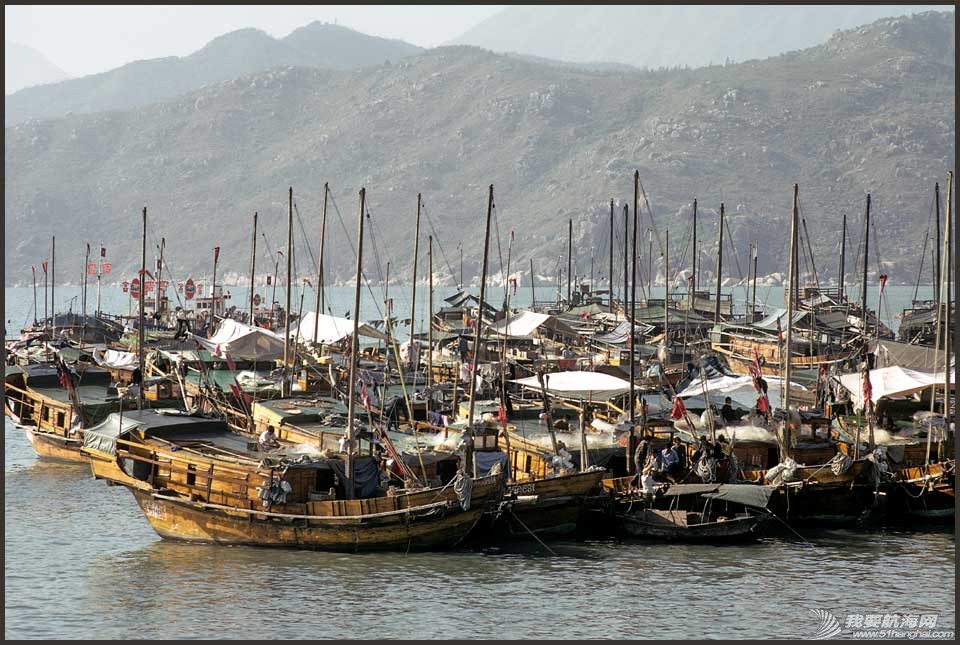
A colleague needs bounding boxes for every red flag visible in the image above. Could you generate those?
[42,261,48,274]
[359,379,371,409]
[879,274,888,294]
[670,396,687,420]
[497,405,507,427]
[214,246,220,263]
[224,351,236,372]
[757,395,771,414]
[862,368,874,412]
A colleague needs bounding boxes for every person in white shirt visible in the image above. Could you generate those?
[259,427,280,451]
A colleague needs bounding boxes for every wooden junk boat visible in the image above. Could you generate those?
[600,481,772,543]
[4,363,127,462]
[81,409,503,551]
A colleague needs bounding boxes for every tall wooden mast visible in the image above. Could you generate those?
[313,182,329,343]
[838,213,847,301]
[249,212,258,322]
[608,199,614,313]
[410,193,422,345]
[345,188,366,499]
[782,186,799,460]
[860,194,871,337]
[282,187,293,397]
[714,203,725,324]
[465,185,495,477]
[138,208,147,410]
[567,218,573,305]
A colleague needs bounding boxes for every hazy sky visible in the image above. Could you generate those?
[4,5,506,78]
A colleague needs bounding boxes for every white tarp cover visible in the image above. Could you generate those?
[837,366,955,411]
[191,318,286,360]
[92,348,139,370]
[677,374,807,411]
[511,370,631,400]
[488,310,577,338]
[293,312,388,345]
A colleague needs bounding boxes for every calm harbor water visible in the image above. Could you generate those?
[3,284,954,639]
[3,424,955,640]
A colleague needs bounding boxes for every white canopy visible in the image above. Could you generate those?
[677,374,807,411]
[293,312,388,345]
[511,370,631,400]
[488,310,577,338]
[837,366,955,411]
[92,348,139,370]
[191,318,286,360]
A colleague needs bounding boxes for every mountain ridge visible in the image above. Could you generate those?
[5,11,955,292]
[5,40,70,94]
[4,23,423,126]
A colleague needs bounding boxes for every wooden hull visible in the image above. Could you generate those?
[886,462,955,522]
[88,445,504,551]
[621,510,766,543]
[493,470,606,537]
[711,339,848,377]
[23,426,89,463]
[129,489,490,551]
[766,461,881,526]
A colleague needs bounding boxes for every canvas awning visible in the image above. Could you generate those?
[511,370,631,399]
[191,318,286,360]
[753,308,808,331]
[836,366,955,411]
[870,338,955,372]
[702,484,774,509]
[92,348,139,370]
[293,312,388,345]
[591,321,656,344]
[487,310,577,338]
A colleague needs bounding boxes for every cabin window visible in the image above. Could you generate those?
[315,469,336,493]
[43,407,50,421]
[56,411,65,427]
[525,455,532,473]
[187,464,197,486]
